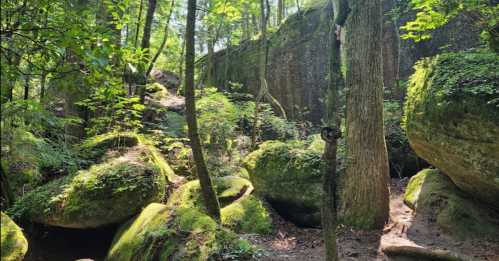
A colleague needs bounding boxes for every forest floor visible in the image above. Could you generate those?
[247,179,499,261]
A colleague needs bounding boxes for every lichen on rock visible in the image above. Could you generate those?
[1,212,28,261]
[403,49,499,207]
[404,169,499,239]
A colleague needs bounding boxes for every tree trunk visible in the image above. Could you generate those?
[277,0,284,25]
[338,0,390,229]
[134,0,144,48]
[185,0,221,221]
[39,72,46,101]
[23,74,30,100]
[322,1,348,260]
[146,0,176,77]
[138,0,157,104]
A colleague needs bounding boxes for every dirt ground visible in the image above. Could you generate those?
[247,179,499,261]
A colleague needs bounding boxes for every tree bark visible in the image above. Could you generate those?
[338,0,390,229]
[185,0,221,221]
[134,0,145,48]
[138,0,157,104]
[146,0,176,77]
[277,0,284,25]
[322,1,348,260]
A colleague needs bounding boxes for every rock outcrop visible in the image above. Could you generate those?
[106,176,269,261]
[206,0,481,123]
[244,140,324,227]
[9,132,177,228]
[404,50,499,207]
[404,169,499,239]
[1,212,28,261]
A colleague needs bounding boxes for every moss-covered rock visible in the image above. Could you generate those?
[9,157,166,228]
[404,169,499,239]
[79,132,179,183]
[2,130,79,197]
[1,212,28,261]
[403,50,499,207]
[244,140,323,227]
[106,176,265,261]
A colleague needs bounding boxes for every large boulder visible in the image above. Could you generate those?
[1,212,28,261]
[404,50,499,207]
[404,169,499,239]
[244,140,323,227]
[8,132,178,229]
[106,176,268,261]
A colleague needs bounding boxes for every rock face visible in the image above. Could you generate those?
[207,2,332,124]
[404,50,499,207]
[9,132,176,228]
[206,0,481,123]
[106,176,268,261]
[1,212,28,261]
[404,169,499,239]
[244,140,324,227]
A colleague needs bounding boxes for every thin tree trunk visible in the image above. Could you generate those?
[39,72,46,101]
[338,0,390,229]
[134,0,144,48]
[322,1,348,260]
[23,74,30,100]
[277,0,284,24]
[138,0,157,104]
[185,0,221,221]
[146,0,176,77]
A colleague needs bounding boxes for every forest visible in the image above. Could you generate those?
[0,0,498,260]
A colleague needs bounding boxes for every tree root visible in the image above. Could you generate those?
[383,245,476,261]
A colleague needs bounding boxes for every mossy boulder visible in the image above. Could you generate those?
[2,130,78,197]
[8,132,179,229]
[404,169,499,239]
[106,176,266,261]
[244,140,324,227]
[403,50,499,207]
[1,212,28,261]
[79,132,179,183]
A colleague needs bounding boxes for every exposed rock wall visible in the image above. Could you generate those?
[207,0,482,123]
[207,2,332,124]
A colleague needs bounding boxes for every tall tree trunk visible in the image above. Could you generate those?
[146,0,176,77]
[138,0,157,104]
[338,0,390,229]
[134,0,144,48]
[39,71,46,101]
[23,74,30,100]
[185,0,221,221]
[322,1,348,260]
[277,0,284,24]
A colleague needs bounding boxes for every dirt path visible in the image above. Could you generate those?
[247,179,499,260]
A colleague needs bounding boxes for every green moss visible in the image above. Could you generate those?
[107,177,262,261]
[244,140,324,227]
[403,49,499,207]
[80,132,178,182]
[8,158,166,228]
[3,130,79,197]
[404,169,499,239]
[1,212,28,261]
[221,195,272,234]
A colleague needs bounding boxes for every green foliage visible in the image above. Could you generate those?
[401,0,498,51]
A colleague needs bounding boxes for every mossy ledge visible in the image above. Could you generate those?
[1,212,28,261]
[403,49,499,207]
[7,132,180,229]
[404,169,499,239]
[106,176,270,261]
